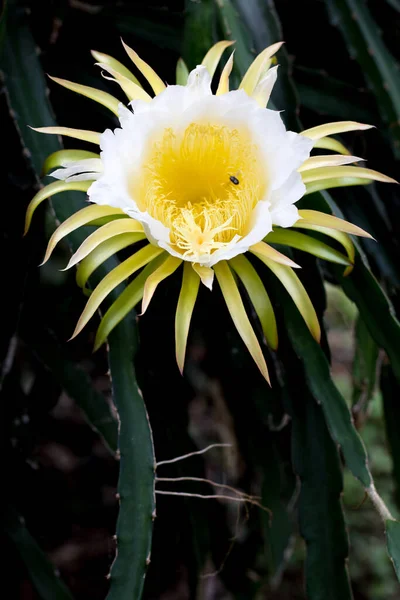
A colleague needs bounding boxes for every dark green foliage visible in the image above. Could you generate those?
[352,317,379,413]
[214,0,255,87]
[281,292,371,488]
[387,520,400,579]
[326,0,400,157]
[382,365,400,509]
[2,3,155,599]
[335,258,400,384]
[295,67,378,123]
[25,327,118,453]
[3,505,74,600]
[289,385,353,600]
[183,0,216,71]
[233,0,301,130]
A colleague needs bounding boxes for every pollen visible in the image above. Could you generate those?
[132,122,267,262]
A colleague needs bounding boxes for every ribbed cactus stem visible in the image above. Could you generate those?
[106,321,156,600]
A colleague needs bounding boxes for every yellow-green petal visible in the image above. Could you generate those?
[313,137,351,156]
[265,229,351,266]
[301,121,373,140]
[297,210,373,239]
[76,233,142,289]
[122,40,166,95]
[295,209,373,277]
[229,254,278,350]
[24,180,91,235]
[65,218,144,270]
[298,154,362,172]
[175,262,200,374]
[301,166,396,185]
[176,58,189,85]
[239,42,283,96]
[250,241,300,268]
[96,63,152,102]
[94,255,166,351]
[192,264,214,289]
[42,205,125,264]
[201,40,234,79]
[85,215,127,227]
[294,223,355,276]
[305,177,372,195]
[91,49,141,86]
[214,261,270,382]
[142,256,182,314]
[71,244,164,339]
[257,257,321,343]
[42,150,100,176]
[30,126,101,145]
[49,76,120,116]
[216,52,234,96]
[251,65,278,107]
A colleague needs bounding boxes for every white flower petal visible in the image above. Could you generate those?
[270,204,300,228]
[64,172,102,183]
[192,264,214,290]
[251,65,279,107]
[186,65,212,97]
[88,75,313,266]
[50,158,103,180]
[269,172,306,228]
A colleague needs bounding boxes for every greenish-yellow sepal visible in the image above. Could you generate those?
[301,121,373,140]
[298,154,362,172]
[250,241,300,268]
[71,244,164,339]
[175,262,200,374]
[313,137,351,156]
[65,218,144,270]
[91,50,141,86]
[85,215,128,227]
[122,40,166,95]
[216,52,234,96]
[253,255,321,344]
[94,254,166,351]
[229,254,278,350]
[214,261,270,383]
[96,63,152,102]
[239,42,283,96]
[297,209,373,239]
[176,58,189,85]
[201,40,235,79]
[302,166,397,185]
[141,256,182,314]
[42,149,99,176]
[42,204,125,264]
[304,177,371,195]
[76,234,142,290]
[49,75,121,116]
[264,229,352,267]
[25,180,91,235]
[30,126,101,145]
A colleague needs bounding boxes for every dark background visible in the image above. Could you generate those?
[1,1,400,599]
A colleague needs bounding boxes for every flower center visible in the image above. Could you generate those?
[133,122,267,261]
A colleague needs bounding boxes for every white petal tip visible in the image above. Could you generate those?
[61,260,74,272]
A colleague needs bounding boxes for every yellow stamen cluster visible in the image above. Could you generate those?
[132,123,267,261]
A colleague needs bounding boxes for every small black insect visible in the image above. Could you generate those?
[229,175,240,185]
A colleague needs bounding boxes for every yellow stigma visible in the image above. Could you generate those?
[132,122,267,262]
